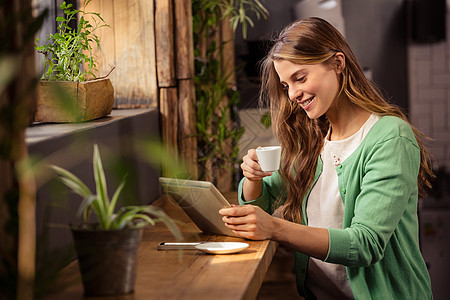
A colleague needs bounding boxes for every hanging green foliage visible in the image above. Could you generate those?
[192,0,268,181]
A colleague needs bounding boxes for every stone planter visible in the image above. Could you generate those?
[34,78,114,123]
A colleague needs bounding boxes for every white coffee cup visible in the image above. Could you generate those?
[255,146,282,172]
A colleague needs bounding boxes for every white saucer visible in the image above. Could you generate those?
[195,242,249,254]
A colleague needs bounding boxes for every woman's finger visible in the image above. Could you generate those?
[224,222,257,232]
[241,161,271,179]
[248,148,259,161]
[243,152,261,169]
[219,205,256,217]
[221,214,254,225]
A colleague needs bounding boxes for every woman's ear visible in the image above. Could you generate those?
[334,52,345,74]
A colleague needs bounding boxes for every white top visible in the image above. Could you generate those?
[306,114,380,299]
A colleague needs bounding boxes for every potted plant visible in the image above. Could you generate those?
[51,144,182,296]
[34,0,114,123]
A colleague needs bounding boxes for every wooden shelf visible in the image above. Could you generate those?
[26,108,155,145]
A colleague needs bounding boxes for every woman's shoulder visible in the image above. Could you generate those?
[366,115,417,146]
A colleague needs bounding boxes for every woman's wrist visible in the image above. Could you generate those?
[268,214,283,241]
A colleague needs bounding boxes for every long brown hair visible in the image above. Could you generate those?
[259,17,434,223]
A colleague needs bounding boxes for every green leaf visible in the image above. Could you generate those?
[91,199,107,229]
[260,112,272,129]
[76,195,96,221]
[113,207,146,229]
[93,145,109,225]
[128,214,156,229]
[107,177,127,222]
[51,165,92,199]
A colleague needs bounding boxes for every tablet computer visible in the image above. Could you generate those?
[159,177,239,237]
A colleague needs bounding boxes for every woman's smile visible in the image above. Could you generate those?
[298,96,315,110]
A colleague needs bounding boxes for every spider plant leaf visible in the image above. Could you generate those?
[112,207,142,229]
[76,195,96,222]
[58,177,91,199]
[93,144,108,220]
[51,165,92,198]
[107,176,127,221]
[90,198,108,229]
[121,213,155,229]
[128,214,155,229]
[83,201,93,223]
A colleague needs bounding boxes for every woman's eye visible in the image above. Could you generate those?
[296,76,306,83]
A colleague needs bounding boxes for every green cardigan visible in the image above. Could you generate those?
[238,116,432,299]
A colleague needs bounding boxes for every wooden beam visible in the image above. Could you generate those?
[155,0,176,87]
[221,17,236,86]
[159,87,179,176]
[173,0,194,79]
[178,79,197,178]
[217,18,235,192]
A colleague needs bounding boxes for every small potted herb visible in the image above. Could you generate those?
[35,0,114,123]
[51,144,182,296]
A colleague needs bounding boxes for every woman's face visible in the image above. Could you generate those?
[273,59,341,119]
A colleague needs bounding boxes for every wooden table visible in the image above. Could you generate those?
[45,193,278,299]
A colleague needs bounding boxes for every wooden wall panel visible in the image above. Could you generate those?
[83,0,158,108]
[155,0,176,87]
[178,79,197,178]
[217,18,235,192]
[84,0,115,80]
[174,0,196,178]
[221,17,236,85]
[174,0,194,79]
[160,87,178,157]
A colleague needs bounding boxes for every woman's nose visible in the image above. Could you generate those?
[289,87,302,102]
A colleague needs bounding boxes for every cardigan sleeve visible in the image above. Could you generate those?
[325,135,421,267]
[237,172,285,215]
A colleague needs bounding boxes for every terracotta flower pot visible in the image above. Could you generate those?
[70,226,142,296]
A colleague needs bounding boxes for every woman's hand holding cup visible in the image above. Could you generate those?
[241,146,281,181]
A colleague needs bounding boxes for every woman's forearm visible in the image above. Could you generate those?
[242,178,263,201]
[271,217,329,260]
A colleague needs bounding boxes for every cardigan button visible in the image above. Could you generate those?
[342,189,346,194]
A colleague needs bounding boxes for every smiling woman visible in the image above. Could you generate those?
[220,17,435,300]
